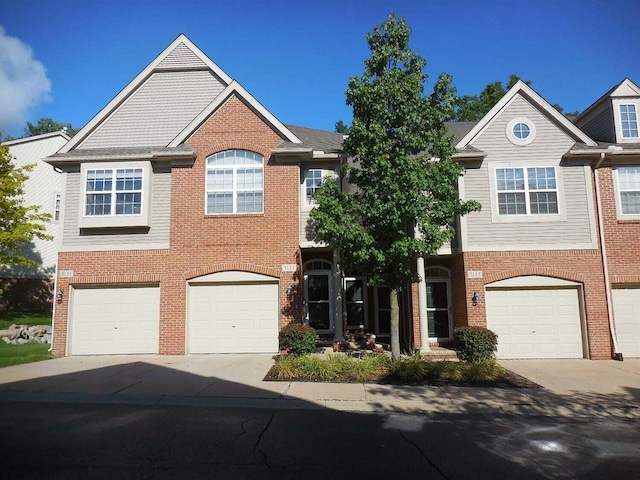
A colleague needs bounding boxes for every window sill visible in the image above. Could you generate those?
[203,213,264,219]
[79,215,149,229]
[617,219,640,224]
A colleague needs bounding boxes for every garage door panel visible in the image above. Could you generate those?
[612,288,640,357]
[70,286,160,355]
[187,281,278,354]
[487,287,583,359]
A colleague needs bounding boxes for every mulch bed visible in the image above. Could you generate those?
[263,366,542,389]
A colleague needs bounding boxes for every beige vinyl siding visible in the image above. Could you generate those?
[2,135,67,278]
[61,166,171,251]
[157,42,207,69]
[464,95,596,250]
[80,70,226,149]
[574,101,615,143]
[300,210,322,246]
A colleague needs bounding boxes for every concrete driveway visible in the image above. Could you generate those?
[499,359,640,395]
[0,355,639,416]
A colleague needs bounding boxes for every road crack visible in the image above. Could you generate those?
[397,430,450,480]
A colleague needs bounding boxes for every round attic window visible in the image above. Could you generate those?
[506,117,536,146]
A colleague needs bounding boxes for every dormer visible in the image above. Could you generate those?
[574,78,640,144]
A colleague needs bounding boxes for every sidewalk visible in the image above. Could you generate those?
[0,355,638,417]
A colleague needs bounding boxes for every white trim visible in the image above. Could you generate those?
[79,161,152,228]
[59,243,169,252]
[169,80,301,146]
[613,165,640,220]
[486,275,580,288]
[506,117,536,146]
[189,270,277,283]
[2,131,70,147]
[613,99,640,143]
[456,80,597,149]
[458,174,470,252]
[204,149,264,215]
[489,165,566,223]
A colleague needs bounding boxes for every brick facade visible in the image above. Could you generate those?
[51,95,303,356]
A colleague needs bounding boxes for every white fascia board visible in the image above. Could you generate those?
[168,80,302,146]
[312,152,342,159]
[610,78,640,97]
[3,131,70,146]
[60,34,232,153]
[456,80,597,148]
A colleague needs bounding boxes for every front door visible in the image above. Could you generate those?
[374,286,391,336]
[305,271,333,332]
[344,277,367,330]
[427,281,452,339]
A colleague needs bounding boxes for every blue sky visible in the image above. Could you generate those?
[2,0,639,139]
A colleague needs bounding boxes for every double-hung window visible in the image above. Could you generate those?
[496,167,558,216]
[620,104,639,139]
[85,168,143,216]
[305,169,323,206]
[206,150,263,214]
[616,166,640,215]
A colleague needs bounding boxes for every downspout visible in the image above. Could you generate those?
[594,152,623,360]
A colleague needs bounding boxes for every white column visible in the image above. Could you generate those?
[417,256,430,352]
[332,250,344,341]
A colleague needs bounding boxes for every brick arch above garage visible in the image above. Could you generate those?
[483,267,587,285]
[183,263,281,281]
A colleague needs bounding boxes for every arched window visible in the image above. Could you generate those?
[426,266,450,278]
[206,150,263,214]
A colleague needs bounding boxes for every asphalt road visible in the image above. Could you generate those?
[1,401,639,480]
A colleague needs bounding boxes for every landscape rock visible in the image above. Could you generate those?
[0,324,51,345]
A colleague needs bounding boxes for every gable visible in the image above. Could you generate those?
[470,94,579,153]
[611,79,640,98]
[157,42,208,69]
[79,70,227,149]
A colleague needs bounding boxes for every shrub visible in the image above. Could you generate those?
[453,326,498,363]
[278,323,317,355]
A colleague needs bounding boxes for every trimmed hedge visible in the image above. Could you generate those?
[453,326,498,363]
[279,323,317,355]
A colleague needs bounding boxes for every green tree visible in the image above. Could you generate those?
[24,117,78,137]
[453,74,575,120]
[311,14,480,359]
[0,140,52,268]
[334,120,349,134]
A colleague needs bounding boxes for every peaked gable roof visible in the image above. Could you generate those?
[456,80,597,148]
[60,34,300,153]
[574,78,640,125]
[2,131,70,147]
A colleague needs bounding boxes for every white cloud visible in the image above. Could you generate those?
[0,26,51,132]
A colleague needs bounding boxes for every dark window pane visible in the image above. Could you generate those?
[428,311,450,338]
[378,311,391,335]
[307,275,329,301]
[308,303,330,330]
[426,282,448,309]
[346,305,365,328]
[345,279,363,302]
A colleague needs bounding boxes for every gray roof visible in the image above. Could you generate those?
[279,122,479,154]
[445,121,477,145]
[284,125,345,152]
[46,144,196,164]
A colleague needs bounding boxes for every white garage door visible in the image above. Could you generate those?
[69,285,160,355]
[187,272,279,354]
[486,278,583,359]
[613,287,640,357]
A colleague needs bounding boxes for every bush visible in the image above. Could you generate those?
[453,326,498,363]
[278,323,317,355]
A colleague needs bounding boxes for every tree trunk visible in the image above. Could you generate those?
[390,288,400,360]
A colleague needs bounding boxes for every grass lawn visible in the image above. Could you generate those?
[0,310,53,368]
[267,353,539,388]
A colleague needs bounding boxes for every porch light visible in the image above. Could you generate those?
[56,289,64,304]
[472,291,480,305]
[286,284,294,296]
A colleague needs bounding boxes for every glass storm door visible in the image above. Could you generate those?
[345,277,366,330]
[305,273,332,331]
[375,286,391,335]
[427,281,451,339]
